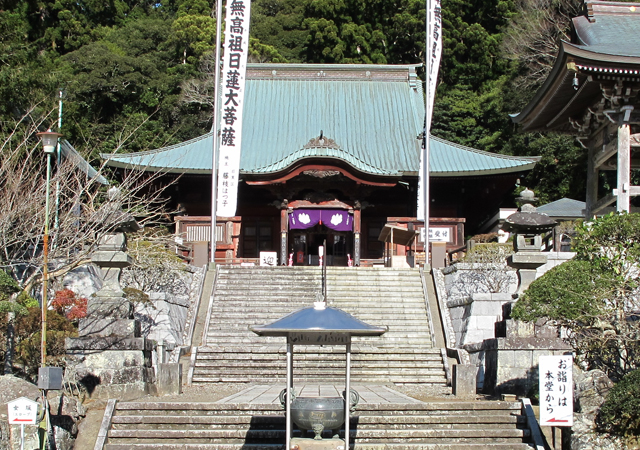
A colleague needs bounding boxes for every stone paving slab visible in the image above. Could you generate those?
[215,384,425,405]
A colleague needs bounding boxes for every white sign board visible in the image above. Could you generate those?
[421,227,451,243]
[539,355,573,426]
[260,251,277,266]
[8,397,38,425]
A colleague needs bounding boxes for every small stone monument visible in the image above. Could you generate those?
[66,188,154,399]
[502,188,556,294]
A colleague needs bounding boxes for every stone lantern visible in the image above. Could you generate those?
[502,188,556,294]
[66,189,154,399]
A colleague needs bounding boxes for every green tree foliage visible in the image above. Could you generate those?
[0,270,27,316]
[300,0,426,64]
[502,133,587,205]
[0,0,616,205]
[597,368,640,438]
[1,271,77,377]
[512,213,640,380]
[251,0,309,62]
[172,0,217,65]
[10,307,77,380]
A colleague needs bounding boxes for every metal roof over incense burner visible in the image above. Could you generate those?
[251,299,387,449]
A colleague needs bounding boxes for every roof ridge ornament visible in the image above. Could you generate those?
[304,134,340,149]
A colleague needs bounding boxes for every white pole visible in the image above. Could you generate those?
[286,342,292,450]
[423,0,431,266]
[210,0,223,263]
[54,89,63,231]
[345,341,351,450]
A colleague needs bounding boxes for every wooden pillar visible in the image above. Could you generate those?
[353,207,361,266]
[586,133,599,219]
[280,202,289,265]
[617,122,631,212]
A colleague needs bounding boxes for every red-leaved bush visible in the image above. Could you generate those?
[51,289,87,321]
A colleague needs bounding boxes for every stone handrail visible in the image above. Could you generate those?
[521,398,547,450]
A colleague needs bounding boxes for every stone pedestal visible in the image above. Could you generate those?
[508,251,549,294]
[452,364,476,397]
[66,334,154,400]
[483,319,571,396]
[66,224,154,400]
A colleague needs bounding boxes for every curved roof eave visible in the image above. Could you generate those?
[429,163,539,177]
[511,44,569,126]
[245,148,397,176]
[512,39,640,130]
[101,132,215,174]
[61,140,109,185]
[563,41,640,64]
[103,135,540,178]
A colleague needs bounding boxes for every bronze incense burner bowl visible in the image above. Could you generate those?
[280,389,359,440]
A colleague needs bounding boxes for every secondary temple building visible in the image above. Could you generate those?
[512,1,640,217]
[105,64,538,266]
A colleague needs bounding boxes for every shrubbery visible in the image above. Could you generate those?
[511,212,640,380]
[597,368,640,437]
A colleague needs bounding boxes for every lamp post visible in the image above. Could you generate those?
[36,130,62,368]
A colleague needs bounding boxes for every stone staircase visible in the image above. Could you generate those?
[97,266,537,450]
[102,398,534,449]
[191,266,447,385]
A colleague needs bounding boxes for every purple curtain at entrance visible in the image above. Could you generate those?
[289,209,353,231]
[289,209,321,229]
[321,210,352,231]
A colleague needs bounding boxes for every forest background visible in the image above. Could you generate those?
[1,0,636,205]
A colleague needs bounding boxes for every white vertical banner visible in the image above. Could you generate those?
[216,0,251,217]
[426,0,442,133]
[539,355,574,427]
[418,0,443,221]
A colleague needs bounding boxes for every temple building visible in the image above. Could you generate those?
[104,64,538,266]
[512,1,640,217]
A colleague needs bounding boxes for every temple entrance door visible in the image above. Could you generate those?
[290,228,351,266]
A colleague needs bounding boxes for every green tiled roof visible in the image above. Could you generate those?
[103,64,538,178]
[537,198,586,218]
[572,5,640,59]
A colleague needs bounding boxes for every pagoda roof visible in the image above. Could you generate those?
[104,64,538,178]
[512,1,640,133]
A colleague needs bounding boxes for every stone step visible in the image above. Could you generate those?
[191,369,448,379]
[207,309,429,316]
[202,337,435,345]
[192,359,444,369]
[196,346,443,354]
[200,339,435,348]
[105,444,534,450]
[197,266,445,386]
[113,401,522,414]
[193,357,444,366]
[105,428,529,442]
[111,414,526,426]
[190,376,449,384]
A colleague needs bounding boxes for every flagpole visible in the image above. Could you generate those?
[210,0,223,264]
[423,0,431,267]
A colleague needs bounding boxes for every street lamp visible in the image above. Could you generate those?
[36,130,62,368]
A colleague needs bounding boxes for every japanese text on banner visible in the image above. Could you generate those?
[216,0,251,217]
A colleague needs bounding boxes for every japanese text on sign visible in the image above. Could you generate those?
[8,397,38,425]
[539,355,573,427]
[421,227,451,243]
